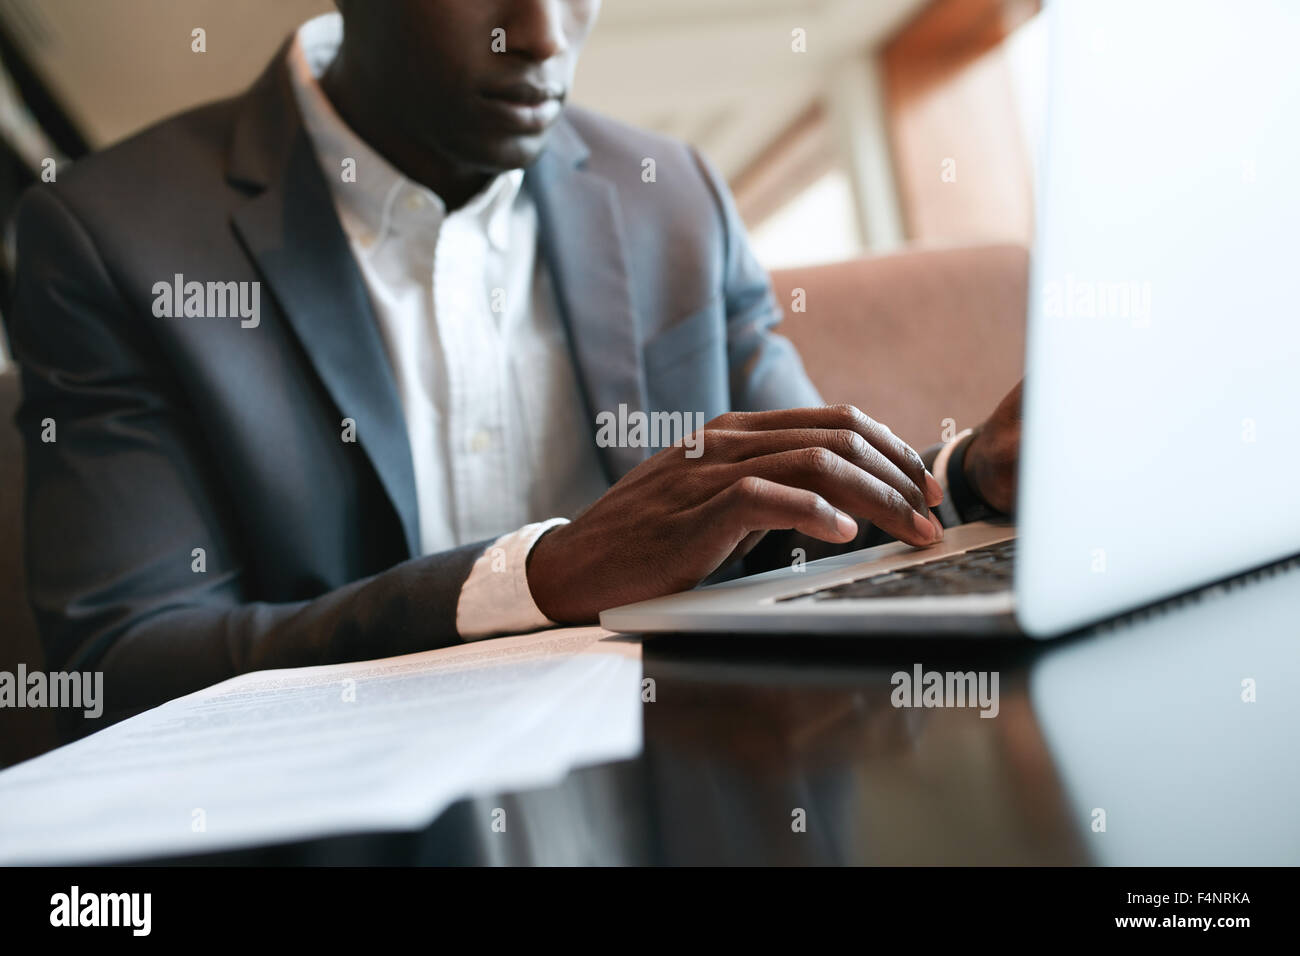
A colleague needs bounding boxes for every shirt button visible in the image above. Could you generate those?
[404,192,428,212]
[470,430,491,453]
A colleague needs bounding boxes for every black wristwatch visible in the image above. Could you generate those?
[946,426,998,523]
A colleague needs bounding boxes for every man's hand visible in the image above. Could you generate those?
[963,380,1023,515]
[527,405,946,624]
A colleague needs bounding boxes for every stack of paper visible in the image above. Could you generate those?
[0,627,643,864]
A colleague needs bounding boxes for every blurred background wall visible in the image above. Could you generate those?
[0,0,1045,291]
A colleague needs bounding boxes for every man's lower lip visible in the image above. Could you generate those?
[478,96,561,132]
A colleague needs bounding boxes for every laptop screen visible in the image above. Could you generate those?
[1016,0,1300,635]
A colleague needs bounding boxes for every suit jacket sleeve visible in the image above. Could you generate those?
[10,186,487,734]
[689,148,823,413]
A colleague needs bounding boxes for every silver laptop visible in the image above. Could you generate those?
[602,0,1300,639]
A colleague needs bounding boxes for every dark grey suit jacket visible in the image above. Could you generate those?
[9,44,822,729]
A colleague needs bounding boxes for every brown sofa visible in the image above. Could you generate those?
[771,243,1029,451]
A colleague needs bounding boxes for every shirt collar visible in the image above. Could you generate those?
[286,12,523,253]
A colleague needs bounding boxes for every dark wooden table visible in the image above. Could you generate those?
[146,560,1299,866]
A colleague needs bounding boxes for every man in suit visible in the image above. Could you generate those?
[9,1,1020,731]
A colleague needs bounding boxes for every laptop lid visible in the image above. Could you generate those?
[1016,0,1300,636]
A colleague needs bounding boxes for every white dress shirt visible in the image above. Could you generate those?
[287,13,607,637]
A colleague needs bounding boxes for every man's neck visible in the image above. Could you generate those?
[319,59,492,212]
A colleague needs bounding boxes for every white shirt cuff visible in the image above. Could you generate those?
[455,518,569,640]
[932,429,973,527]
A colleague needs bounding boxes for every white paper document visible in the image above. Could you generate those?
[0,627,642,864]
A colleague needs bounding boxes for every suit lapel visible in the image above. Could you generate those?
[227,51,421,558]
[527,119,650,483]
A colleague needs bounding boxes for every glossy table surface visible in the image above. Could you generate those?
[159,560,1300,866]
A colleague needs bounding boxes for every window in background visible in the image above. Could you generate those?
[749,165,863,269]
[731,102,866,270]
[739,0,1045,268]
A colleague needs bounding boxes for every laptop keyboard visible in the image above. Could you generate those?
[776,539,1016,602]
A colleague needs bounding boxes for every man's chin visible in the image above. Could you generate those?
[454,130,554,174]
